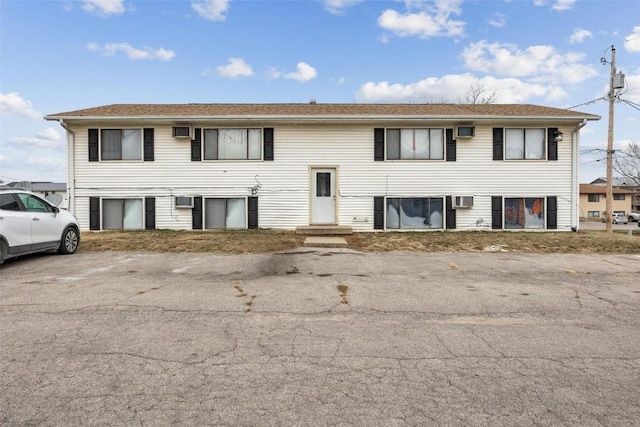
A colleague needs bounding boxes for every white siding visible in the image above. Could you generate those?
[69,123,578,232]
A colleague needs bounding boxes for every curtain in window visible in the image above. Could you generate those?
[386,198,443,229]
[218,129,246,159]
[226,198,246,228]
[122,129,142,160]
[123,199,143,229]
[430,129,444,160]
[102,199,123,229]
[505,198,544,229]
[505,129,524,159]
[248,129,261,160]
[386,129,400,160]
[525,129,545,159]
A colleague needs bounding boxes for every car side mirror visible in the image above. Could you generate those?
[53,206,59,214]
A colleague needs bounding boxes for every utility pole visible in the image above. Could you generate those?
[605,45,616,234]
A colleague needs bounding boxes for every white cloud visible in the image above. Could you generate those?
[322,0,364,15]
[9,127,65,150]
[355,73,563,104]
[533,0,576,11]
[488,12,506,28]
[0,92,42,120]
[81,0,125,16]
[216,58,254,78]
[192,0,229,21]
[377,0,465,39]
[569,28,592,44]
[622,70,640,103]
[624,26,640,53]
[552,0,576,11]
[87,42,175,61]
[284,62,318,82]
[461,40,597,84]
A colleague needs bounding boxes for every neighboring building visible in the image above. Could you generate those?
[45,103,599,232]
[590,177,640,211]
[579,183,634,219]
[31,182,68,210]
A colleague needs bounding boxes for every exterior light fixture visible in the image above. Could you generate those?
[554,130,563,142]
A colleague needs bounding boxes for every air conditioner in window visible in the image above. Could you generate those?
[175,196,194,208]
[172,126,192,139]
[455,126,475,139]
[453,196,474,208]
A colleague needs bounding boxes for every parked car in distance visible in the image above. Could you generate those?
[0,188,80,265]
[601,213,629,224]
[628,211,640,222]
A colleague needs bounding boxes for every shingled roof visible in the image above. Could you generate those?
[46,103,600,121]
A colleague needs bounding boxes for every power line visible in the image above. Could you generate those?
[567,97,606,110]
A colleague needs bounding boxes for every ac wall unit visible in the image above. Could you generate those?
[455,126,475,138]
[453,196,474,208]
[172,126,192,139]
[175,196,194,208]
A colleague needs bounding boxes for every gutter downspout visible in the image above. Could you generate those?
[58,120,75,214]
[572,119,588,231]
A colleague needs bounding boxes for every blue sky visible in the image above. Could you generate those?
[1,0,639,184]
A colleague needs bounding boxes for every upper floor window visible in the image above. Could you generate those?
[386,129,444,160]
[588,194,600,202]
[204,129,261,160]
[101,129,142,160]
[613,194,625,200]
[505,128,545,160]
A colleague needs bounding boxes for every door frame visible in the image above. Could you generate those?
[309,166,339,225]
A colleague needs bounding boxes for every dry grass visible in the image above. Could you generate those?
[78,229,640,254]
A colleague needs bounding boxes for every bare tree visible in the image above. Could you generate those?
[460,83,499,104]
[613,141,640,185]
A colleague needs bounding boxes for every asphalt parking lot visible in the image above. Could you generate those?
[1,249,639,426]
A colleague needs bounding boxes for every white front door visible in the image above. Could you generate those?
[311,168,336,224]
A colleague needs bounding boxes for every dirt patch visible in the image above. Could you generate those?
[78,229,640,254]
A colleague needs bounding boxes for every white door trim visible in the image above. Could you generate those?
[309,166,338,225]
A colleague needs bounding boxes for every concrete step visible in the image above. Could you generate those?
[296,225,353,236]
[303,236,348,248]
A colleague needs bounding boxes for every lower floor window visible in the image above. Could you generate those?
[386,197,443,229]
[588,211,600,218]
[505,198,544,229]
[103,198,143,230]
[205,198,246,229]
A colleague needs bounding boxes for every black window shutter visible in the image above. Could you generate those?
[446,129,456,162]
[493,128,504,161]
[547,196,558,229]
[88,129,99,162]
[373,196,384,229]
[248,197,258,229]
[263,128,274,161]
[491,196,503,229]
[374,128,385,161]
[143,128,154,161]
[145,197,155,230]
[548,128,558,161]
[191,128,202,161]
[192,196,203,229]
[89,197,100,230]
[446,196,456,229]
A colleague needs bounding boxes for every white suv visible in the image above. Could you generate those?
[0,188,80,265]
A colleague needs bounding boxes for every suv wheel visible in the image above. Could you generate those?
[58,227,79,255]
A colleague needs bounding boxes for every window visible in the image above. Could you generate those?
[16,194,52,213]
[0,193,21,211]
[613,194,625,200]
[588,194,600,202]
[505,198,544,229]
[204,198,246,229]
[386,197,443,229]
[102,199,143,230]
[588,211,600,218]
[386,129,444,160]
[505,128,545,160]
[101,129,142,160]
[203,129,261,160]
